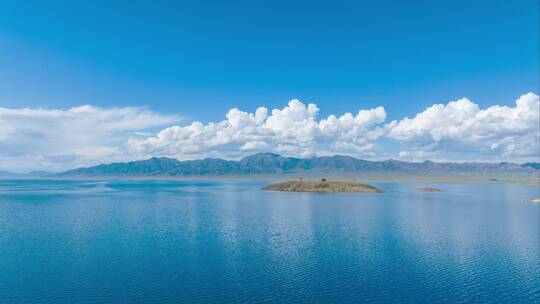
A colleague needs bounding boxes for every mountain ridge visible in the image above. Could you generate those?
[51,153,539,177]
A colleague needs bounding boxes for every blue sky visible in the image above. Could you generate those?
[0,0,538,171]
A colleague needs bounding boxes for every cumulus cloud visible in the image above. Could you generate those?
[1,93,538,172]
[387,92,540,161]
[128,100,387,160]
[0,105,178,172]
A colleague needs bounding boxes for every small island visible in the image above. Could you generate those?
[417,187,443,192]
[529,198,540,203]
[262,179,384,193]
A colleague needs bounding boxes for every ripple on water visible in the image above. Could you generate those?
[0,179,538,303]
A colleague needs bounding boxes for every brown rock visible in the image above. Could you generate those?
[262,180,383,193]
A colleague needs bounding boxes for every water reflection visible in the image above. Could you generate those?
[0,179,538,303]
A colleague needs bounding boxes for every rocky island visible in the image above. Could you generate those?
[417,187,443,192]
[262,179,384,193]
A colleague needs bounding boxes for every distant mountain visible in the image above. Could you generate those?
[0,170,23,178]
[56,153,540,177]
[0,170,54,179]
[521,163,540,170]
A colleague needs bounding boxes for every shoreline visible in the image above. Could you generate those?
[1,174,539,187]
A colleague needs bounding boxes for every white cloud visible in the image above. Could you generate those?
[128,100,387,160]
[1,93,538,172]
[387,92,540,161]
[0,105,178,172]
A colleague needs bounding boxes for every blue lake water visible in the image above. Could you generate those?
[0,179,538,303]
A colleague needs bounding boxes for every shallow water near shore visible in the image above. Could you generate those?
[0,179,539,303]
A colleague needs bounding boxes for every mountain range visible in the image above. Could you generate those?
[43,153,539,178]
[0,170,53,179]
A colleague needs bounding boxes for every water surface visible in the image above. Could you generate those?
[0,179,538,303]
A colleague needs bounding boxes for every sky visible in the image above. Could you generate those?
[0,0,538,172]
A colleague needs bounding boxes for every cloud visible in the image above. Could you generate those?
[0,105,178,172]
[128,99,387,160]
[1,93,538,172]
[386,92,540,161]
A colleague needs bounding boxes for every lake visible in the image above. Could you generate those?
[0,179,538,303]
